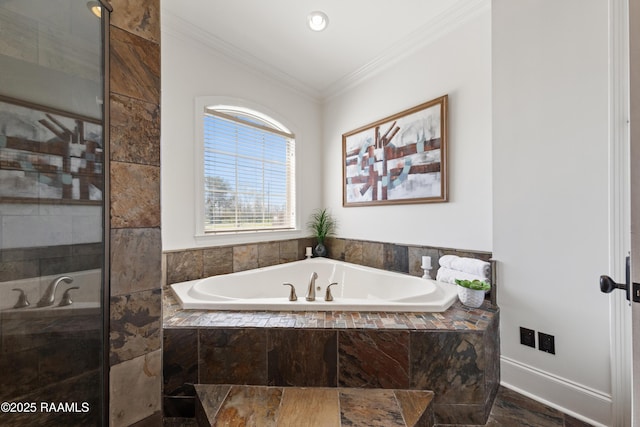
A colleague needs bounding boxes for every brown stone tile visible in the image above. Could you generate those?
[344,240,363,264]
[110,350,162,427]
[130,411,163,427]
[110,93,160,166]
[110,161,160,228]
[110,289,161,365]
[111,228,161,296]
[163,328,198,396]
[110,0,160,44]
[110,26,160,104]
[214,385,282,426]
[279,239,299,263]
[278,388,340,427]
[325,237,346,260]
[395,390,435,427]
[384,243,409,273]
[166,250,204,284]
[233,244,259,272]
[199,329,267,385]
[338,330,410,388]
[194,384,231,426]
[410,331,485,404]
[362,241,385,269]
[433,402,488,426]
[202,246,233,277]
[339,388,405,426]
[564,414,596,427]
[483,387,564,427]
[258,241,280,267]
[267,329,337,387]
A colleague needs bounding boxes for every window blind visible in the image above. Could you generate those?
[203,108,295,233]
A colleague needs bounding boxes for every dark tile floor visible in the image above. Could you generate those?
[163,386,595,427]
[446,386,594,427]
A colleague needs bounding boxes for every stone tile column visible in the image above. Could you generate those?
[107,1,162,426]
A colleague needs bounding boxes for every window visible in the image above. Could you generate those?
[202,105,296,233]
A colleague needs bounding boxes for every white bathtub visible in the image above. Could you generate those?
[170,258,459,312]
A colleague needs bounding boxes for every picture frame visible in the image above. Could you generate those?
[0,95,103,204]
[342,95,448,207]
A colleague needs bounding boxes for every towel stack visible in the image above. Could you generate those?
[436,255,490,285]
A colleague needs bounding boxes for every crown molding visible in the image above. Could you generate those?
[161,9,322,103]
[161,0,490,104]
[322,0,490,101]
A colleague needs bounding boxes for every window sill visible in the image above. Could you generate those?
[194,228,306,247]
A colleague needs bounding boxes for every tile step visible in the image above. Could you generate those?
[194,384,434,427]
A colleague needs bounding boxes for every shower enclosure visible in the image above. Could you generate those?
[0,1,110,425]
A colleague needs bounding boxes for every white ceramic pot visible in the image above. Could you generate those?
[457,286,485,308]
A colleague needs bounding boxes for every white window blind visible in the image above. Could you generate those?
[203,107,296,233]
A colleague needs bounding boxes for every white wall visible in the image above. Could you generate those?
[161,14,323,251]
[322,11,492,251]
[492,1,612,424]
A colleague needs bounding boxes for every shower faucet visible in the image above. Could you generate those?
[37,276,73,307]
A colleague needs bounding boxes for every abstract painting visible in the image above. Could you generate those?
[342,95,448,206]
[0,95,103,203]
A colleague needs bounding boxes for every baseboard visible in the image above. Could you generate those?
[500,356,611,427]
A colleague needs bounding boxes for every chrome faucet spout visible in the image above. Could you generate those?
[37,276,73,307]
[305,272,318,301]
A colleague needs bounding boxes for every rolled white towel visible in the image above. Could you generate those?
[450,257,490,278]
[436,267,489,285]
[438,255,458,269]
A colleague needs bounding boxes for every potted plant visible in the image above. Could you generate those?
[455,279,491,308]
[307,208,337,257]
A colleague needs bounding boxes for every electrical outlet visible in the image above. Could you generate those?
[520,327,535,348]
[538,332,555,354]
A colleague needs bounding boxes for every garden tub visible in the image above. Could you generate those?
[170,258,458,312]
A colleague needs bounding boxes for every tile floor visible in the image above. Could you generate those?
[163,385,595,427]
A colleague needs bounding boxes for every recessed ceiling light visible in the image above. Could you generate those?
[307,11,329,32]
[86,1,102,18]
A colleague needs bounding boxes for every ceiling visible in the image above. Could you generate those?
[161,0,487,100]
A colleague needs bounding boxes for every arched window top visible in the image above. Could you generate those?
[205,105,294,138]
[200,103,296,234]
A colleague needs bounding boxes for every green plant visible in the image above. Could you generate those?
[306,208,337,244]
[455,279,491,292]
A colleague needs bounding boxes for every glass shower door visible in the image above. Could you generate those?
[0,1,108,425]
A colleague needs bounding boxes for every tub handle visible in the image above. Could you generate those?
[325,282,338,302]
[12,288,30,309]
[283,283,297,301]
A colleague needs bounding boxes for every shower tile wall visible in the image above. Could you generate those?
[108,1,162,426]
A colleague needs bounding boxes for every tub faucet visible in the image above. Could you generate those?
[37,276,73,307]
[305,272,318,301]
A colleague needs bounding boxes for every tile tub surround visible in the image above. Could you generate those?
[163,237,493,293]
[194,385,435,427]
[163,292,499,425]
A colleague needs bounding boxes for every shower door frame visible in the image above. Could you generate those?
[99,1,113,425]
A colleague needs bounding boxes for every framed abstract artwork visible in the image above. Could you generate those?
[0,95,103,204]
[342,95,448,206]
